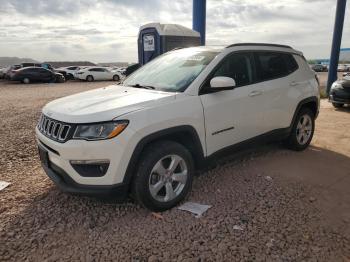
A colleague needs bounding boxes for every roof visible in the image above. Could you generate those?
[139,23,200,37]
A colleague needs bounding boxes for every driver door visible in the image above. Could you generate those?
[200,52,266,156]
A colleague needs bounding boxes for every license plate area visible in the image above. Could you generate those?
[38,145,50,167]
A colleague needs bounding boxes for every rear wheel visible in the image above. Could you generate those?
[86,75,94,82]
[113,75,120,81]
[22,78,30,84]
[132,141,194,212]
[285,108,315,151]
[332,102,344,108]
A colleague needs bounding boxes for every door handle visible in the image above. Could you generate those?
[290,81,300,86]
[249,90,263,97]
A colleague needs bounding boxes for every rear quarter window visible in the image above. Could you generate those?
[254,52,299,82]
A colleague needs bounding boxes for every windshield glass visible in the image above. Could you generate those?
[123,49,218,92]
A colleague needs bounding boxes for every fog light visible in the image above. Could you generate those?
[70,160,110,177]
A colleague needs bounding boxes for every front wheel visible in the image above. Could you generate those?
[22,78,30,84]
[285,108,315,151]
[113,75,120,81]
[86,75,94,82]
[132,141,194,212]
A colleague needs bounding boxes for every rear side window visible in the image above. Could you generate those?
[89,68,104,72]
[254,52,298,81]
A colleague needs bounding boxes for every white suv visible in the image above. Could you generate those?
[36,43,319,211]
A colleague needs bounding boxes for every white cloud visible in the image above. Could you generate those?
[0,0,348,62]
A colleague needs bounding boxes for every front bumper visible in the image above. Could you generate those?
[41,156,128,198]
[329,88,350,104]
[36,125,138,194]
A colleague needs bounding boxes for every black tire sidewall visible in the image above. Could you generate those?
[86,75,93,82]
[288,108,315,151]
[113,75,120,81]
[133,141,194,212]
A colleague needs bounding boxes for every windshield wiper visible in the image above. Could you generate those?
[128,83,155,90]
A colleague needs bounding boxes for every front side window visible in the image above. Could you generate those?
[212,52,253,87]
[254,52,298,81]
[123,49,219,92]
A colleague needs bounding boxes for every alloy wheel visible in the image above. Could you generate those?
[296,114,312,145]
[148,154,188,202]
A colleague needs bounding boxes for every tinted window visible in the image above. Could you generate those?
[89,68,104,72]
[67,66,77,70]
[212,52,253,87]
[254,52,298,81]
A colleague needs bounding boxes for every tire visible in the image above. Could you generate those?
[22,78,30,84]
[332,102,344,108]
[113,75,120,81]
[86,75,94,82]
[132,140,194,212]
[285,108,315,151]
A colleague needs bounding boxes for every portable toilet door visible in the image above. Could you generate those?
[138,27,161,65]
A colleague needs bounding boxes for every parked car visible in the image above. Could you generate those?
[56,66,81,80]
[74,67,122,82]
[337,64,348,72]
[19,63,54,70]
[0,67,7,79]
[124,63,141,76]
[4,65,21,79]
[311,64,327,72]
[10,67,65,84]
[329,76,350,108]
[36,43,319,211]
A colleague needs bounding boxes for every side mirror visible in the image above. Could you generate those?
[210,76,236,91]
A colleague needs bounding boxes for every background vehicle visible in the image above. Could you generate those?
[74,67,122,82]
[311,64,327,72]
[4,65,21,79]
[56,66,81,80]
[124,63,141,76]
[329,76,350,108]
[36,44,319,211]
[337,64,348,72]
[11,67,65,84]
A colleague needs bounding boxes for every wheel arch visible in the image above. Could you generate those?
[122,125,205,188]
[290,96,319,128]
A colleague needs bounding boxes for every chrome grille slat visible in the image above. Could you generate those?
[37,114,72,142]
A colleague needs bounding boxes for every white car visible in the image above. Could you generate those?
[56,66,81,80]
[36,43,319,211]
[74,67,122,82]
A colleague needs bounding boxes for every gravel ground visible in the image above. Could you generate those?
[0,80,349,261]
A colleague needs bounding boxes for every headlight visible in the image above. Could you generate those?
[331,83,341,90]
[73,121,129,141]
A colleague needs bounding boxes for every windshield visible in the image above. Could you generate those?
[123,49,218,92]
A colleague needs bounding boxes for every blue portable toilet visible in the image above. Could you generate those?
[138,23,201,65]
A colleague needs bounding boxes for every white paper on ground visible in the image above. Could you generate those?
[178,202,212,217]
[0,181,10,191]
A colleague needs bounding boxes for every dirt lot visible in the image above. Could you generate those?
[0,79,349,261]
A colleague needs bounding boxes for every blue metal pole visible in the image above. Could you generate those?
[327,0,347,94]
[193,0,206,45]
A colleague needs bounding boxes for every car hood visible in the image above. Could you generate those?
[42,85,177,123]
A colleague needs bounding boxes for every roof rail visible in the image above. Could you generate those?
[226,43,292,49]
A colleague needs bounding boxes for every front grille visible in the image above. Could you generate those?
[38,114,73,142]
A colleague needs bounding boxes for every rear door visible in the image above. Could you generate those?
[253,51,300,131]
[38,68,53,82]
[200,52,266,156]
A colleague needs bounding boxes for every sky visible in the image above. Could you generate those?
[0,0,349,63]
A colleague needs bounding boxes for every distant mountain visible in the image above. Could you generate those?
[44,61,96,68]
[98,62,130,67]
[0,57,39,67]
